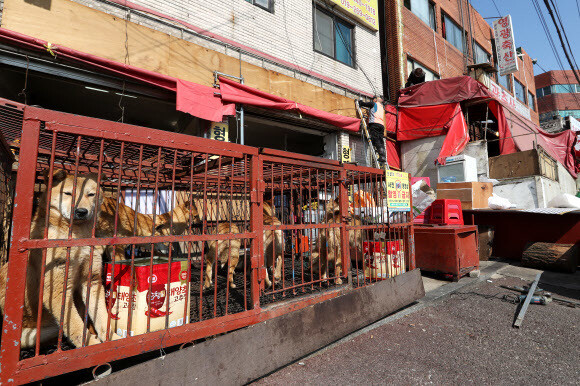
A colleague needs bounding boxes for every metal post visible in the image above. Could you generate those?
[215,71,245,145]
[513,272,542,328]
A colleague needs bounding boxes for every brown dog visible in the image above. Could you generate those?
[310,198,363,284]
[0,169,119,348]
[263,201,284,288]
[204,223,241,289]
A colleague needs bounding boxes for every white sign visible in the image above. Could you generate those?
[488,79,531,120]
[493,15,518,76]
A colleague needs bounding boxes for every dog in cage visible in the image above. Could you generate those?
[310,198,363,284]
[0,169,121,348]
[263,201,284,288]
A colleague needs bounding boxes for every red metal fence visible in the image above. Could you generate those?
[0,100,414,384]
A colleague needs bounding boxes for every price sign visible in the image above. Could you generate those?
[386,170,410,212]
[341,146,351,163]
[209,121,229,142]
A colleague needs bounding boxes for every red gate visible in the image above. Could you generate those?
[0,100,414,384]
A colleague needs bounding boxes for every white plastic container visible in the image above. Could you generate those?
[437,154,478,183]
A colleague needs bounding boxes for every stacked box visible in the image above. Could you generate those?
[104,257,190,338]
[362,240,405,279]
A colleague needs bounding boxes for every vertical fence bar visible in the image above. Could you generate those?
[249,154,263,310]
[0,118,41,384]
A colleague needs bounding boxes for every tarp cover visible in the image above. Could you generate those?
[397,76,578,177]
[385,104,397,133]
[219,76,361,132]
[176,80,235,122]
[386,139,401,169]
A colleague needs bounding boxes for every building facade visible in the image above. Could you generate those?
[535,70,580,124]
[383,0,539,125]
[0,0,384,164]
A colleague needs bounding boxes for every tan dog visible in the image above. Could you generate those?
[310,198,363,284]
[0,169,119,348]
[98,197,196,261]
[263,201,283,288]
[204,223,241,289]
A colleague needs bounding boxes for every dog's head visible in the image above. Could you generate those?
[155,199,201,235]
[325,197,351,222]
[48,169,102,223]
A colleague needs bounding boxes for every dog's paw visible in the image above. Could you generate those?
[336,278,343,285]
[229,282,237,289]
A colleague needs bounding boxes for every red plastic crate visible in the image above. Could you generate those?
[428,199,464,225]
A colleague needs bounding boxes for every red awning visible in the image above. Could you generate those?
[396,76,578,177]
[176,80,235,122]
[0,28,235,122]
[218,76,361,132]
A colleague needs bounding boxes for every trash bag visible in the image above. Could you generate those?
[547,193,580,209]
[412,180,435,216]
[488,193,515,210]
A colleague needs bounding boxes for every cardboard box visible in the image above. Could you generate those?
[362,240,405,279]
[436,182,493,209]
[105,257,190,338]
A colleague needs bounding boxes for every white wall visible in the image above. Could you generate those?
[73,0,382,97]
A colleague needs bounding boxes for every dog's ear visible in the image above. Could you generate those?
[50,168,68,184]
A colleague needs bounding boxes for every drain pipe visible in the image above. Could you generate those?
[214,71,245,145]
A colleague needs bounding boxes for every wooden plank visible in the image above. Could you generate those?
[522,242,578,273]
[489,150,539,179]
[437,188,473,203]
[1,0,358,118]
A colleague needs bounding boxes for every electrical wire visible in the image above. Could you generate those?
[490,0,502,17]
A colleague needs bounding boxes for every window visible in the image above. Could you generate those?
[527,91,535,111]
[313,7,355,67]
[442,14,464,52]
[536,88,543,98]
[473,42,490,64]
[407,58,440,82]
[542,85,551,97]
[551,84,577,94]
[499,73,511,91]
[404,0,436,30]
[245,0,273,12]
[514,79,525,103]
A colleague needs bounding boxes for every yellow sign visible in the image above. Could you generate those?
[341,146,352,163]
[386,170,410,212]
[209,121,228,142]
[330,0,379,31]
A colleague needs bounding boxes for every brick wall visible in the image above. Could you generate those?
[72,0,382,97]
[386,0,537,123]
[535,70,580,89]
[538,93,580,113]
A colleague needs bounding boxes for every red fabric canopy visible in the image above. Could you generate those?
[397,103,459,140]
[385,104,397,133]
[398,76,491,107]
[386,140,401,169]
[218,77,361,132]
[0,28,236,122]
[437,104,470,164]
[176,80,235,122]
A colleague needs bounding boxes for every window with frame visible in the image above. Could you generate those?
[245,0,273,12]
[313,6,355,67]
[442,13,464,52]
[407,58,440,82]
[514,79,525,103]
[527,91,535,111]
[404,0,436,30]
[551,84,578,94]
[473,42,490,64]
[499,73,511,91]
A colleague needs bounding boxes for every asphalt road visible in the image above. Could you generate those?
[255,275,580,385]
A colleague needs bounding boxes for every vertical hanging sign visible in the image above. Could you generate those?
[493,15,518,76]
[341,145,352,163]
[209,120,229,142]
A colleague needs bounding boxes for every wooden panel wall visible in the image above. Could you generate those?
[1,0,357,118]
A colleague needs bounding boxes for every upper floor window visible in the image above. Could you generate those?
[404,0,436,30]
[514,79,526,103]
[407,58,440,82]
[473,42,491,64]
[499,73,511,91]
[313,6,355,67]
[442,13,464,52]
[245,0,273,12]
[527,91,536,111]
[551,84,578,93]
